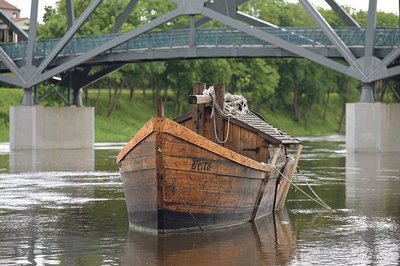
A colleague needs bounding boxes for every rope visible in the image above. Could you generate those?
[273,165,335,213]
[167,168,204,231]
[203,86,259,144]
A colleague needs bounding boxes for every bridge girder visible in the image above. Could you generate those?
[0,0,399,104]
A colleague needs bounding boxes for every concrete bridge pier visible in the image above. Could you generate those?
[10,87,94,150]
[346,102,400,152]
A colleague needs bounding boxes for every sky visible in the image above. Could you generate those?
[6,0,400,22]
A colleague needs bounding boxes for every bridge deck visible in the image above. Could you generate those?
[2,27,399,61]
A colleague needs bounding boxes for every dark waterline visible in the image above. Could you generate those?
[0,138,399,265]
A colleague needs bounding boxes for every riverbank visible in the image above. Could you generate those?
[0,88,344,142]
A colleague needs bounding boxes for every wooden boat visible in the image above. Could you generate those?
[116,84,301,234]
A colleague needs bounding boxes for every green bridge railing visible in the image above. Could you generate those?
[1,27,399,60]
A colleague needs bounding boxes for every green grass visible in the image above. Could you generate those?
[261,94,344,136]
[0,89,24,141]
[0,88,345,142]
[87,90,180,141]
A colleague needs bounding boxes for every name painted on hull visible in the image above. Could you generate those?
[191,159,212,172]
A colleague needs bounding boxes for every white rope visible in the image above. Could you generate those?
[203,86,255,119]
[203,86,260,144]
[273,165,335,212]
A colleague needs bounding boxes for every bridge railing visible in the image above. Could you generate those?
[1,27,399,61]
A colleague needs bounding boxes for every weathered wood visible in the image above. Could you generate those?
[161,118,271,172]
[156,98,165,117]
[119,155,156,173]
[276,145,303,210]
[117,115,301,233]
[212,84,225,145]
[192,83,206,135]
[116,118,155,163]
[188,94,212,104]
[251,149,281,220]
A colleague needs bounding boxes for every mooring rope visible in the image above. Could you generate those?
[273,165,335,212]
[165,164,204,231]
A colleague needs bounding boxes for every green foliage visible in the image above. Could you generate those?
[0,89,23,141]
[28,0,399,141]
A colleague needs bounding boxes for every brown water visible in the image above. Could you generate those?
[0,137,399,265]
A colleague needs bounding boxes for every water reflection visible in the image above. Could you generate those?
[122,210,296,266]
[0,140,399,265]
[9,149,94,173]
[346,152,400,216]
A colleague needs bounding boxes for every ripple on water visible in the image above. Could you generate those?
[0,171,123,211]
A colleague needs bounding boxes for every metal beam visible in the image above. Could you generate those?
[300,0,359,70]
[364,47,400,81]
[364,0,377,58]
[375,65,400,81]
[325,0,360,28]
[29,8,183,86]
[235,11,278,28]
[0,10,28,41]
[111,0,138,33]
[0,74,24,87]
[32,0,102,81]
[201,7,363,81]
[26,0,39,68]
[66,0,75,29]
[0,48,24,84]
[79,65,125,89]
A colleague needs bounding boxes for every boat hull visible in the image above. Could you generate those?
[117,118,296,233]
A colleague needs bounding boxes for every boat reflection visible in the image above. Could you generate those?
[9,148,94,172]
[346,152,400,216]
[121,209,296,266]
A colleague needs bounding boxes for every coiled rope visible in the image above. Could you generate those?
[203,86,259,144]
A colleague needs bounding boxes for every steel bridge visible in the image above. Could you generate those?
[0,0,399,105]
[2,0,400,153]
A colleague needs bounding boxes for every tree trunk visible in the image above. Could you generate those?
[108,87,122,117]
[323,88,331,121]
[129,85,135,101]
[293,86,301,122]
[94,87,101,108]
[337,102,346,133]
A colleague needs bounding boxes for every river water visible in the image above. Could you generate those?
[0,137,399,265]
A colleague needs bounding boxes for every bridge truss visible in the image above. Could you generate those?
[0,0,399,104]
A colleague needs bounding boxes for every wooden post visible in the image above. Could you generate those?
[192,83,205,135]
[276,144,303,210]
[156,98,165,117]
[212,84,225,146]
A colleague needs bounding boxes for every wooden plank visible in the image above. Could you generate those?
[188,94,212,104]
[203,112,213,140]
[119,155,157,173]
[124,136,156,160]
[163,169,261,193]
[163,155,265,180]
[240,127,249,158]
[116,118,155,163]
[162,118,271,172]
[276,145,303,210]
